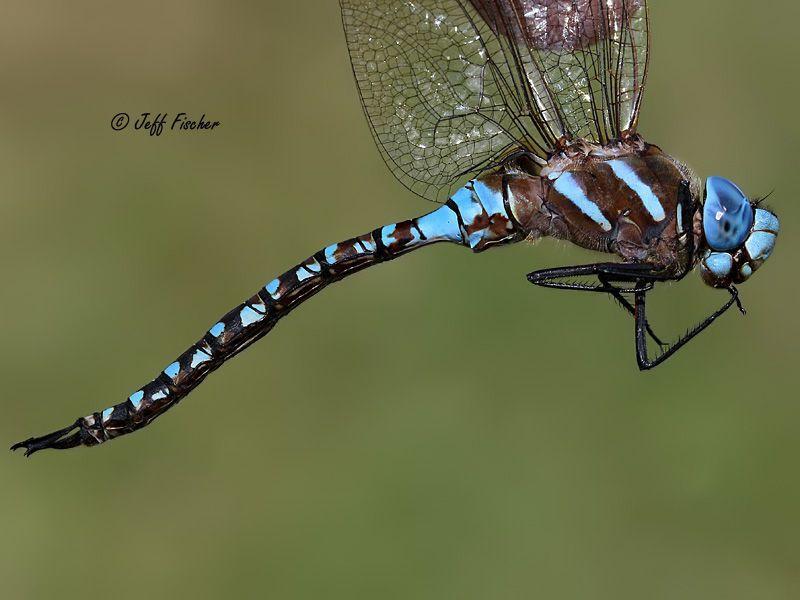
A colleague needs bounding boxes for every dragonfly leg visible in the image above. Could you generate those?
[527,263,667,345]
[527,262,661,293]
[604,285,668,348]
[635,284,743,370]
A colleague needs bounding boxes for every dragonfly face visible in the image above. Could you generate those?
[698,176,779,288]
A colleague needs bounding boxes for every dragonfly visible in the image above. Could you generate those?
[12,0,779,456]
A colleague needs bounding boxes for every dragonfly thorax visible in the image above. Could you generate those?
[507,139,699,275]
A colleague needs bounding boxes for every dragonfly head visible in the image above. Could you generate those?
[698,176,779,288]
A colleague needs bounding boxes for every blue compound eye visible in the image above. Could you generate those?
[703,176,754,251]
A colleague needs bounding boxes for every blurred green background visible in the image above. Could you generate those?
[2,1,798,598]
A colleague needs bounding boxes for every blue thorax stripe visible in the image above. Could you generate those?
[607,159,666,222]
[552,173,612,231]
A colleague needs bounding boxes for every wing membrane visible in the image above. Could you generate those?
[340,0,649,202]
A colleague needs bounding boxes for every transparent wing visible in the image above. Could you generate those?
[472,0,650,142]
[340,0,649,202]
[341,0,552,202]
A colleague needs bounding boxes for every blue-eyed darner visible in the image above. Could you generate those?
[12,0,779,456]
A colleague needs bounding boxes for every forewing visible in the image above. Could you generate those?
[340,0,553,202]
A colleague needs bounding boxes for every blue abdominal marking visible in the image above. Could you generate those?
[190,349,212,368]
[209,322,225,337]
[360,238,376,253]
[240,305,266,327]
[553,173,612,231]
[164,362,180,380]
[324,243,339,264]
[451,185,486,247]
[416,204,462,243]
[101,407,114,422]
[607,159,665,221]
[264,278,280,299]
[381,224,420,248]
[296,266,314,282]
[128,390,144,410]
[380,224,395,246]
[472,180,506,217]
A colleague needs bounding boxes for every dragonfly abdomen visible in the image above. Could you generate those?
[13,177,522,454]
